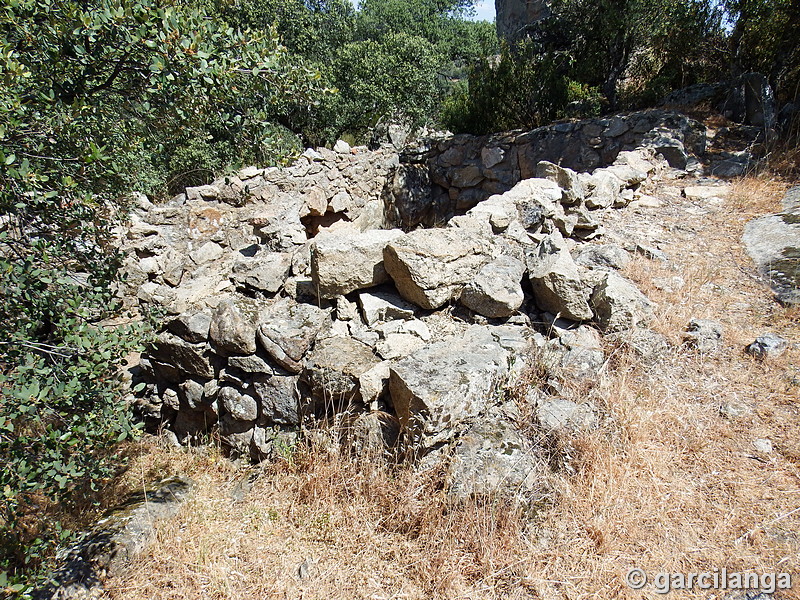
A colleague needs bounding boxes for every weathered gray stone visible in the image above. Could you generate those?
[218,413,254,456]
[536,397,598,432]
[384,228,494,310]
[540,323,605,381]
[347,411,401,458]
[684,184,731,201]
[590,272,655,332]
[333,139,351,154]
[189,241,224,265]
[219,386,258,422]
[252,372,300,425]
[311,230,404,298]
[585,170,624,209]
[535,161,584,205]
[150,333,214,378]
[208,296,260,356]
[375,333,426,360]
[257,299,330,373]
[302,336,379,409]
[642,127,689,169]
[460,255,526,318]
[168,312,212,343]
[683,318,724,352]
[743,208,800,305]
[573,243,631,270]
[481,146,506,169]
[40,477,194,600]
[358,290,416,326]
[448,419,545,503]
[231,251,291,293]
[389,326,510,450]
[358,361,391,407]
[527,234,593,321]
[505,178,563,230]
[746,333,789,359]
[227,353,275,374]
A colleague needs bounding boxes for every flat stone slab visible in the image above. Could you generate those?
[743,208,800,305]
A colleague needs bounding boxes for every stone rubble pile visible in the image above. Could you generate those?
[121,115,704,500]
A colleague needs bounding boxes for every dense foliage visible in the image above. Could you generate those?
[0,0,325,588]
[446,0,799,134]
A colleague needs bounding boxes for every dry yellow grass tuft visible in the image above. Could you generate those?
[104,174,800,600]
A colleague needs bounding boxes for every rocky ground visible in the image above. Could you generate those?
[91,158,800,599]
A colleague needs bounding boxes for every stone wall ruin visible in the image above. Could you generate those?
[121,110,704,499]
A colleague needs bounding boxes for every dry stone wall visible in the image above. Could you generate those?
[390,109,705,228]
[121,110,704,500]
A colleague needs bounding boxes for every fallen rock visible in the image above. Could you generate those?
[375,333,426,360]
[347,411,401,458]
[527,234,593,322]
[231,251,291,293]
[573,244,631,270]
[505,178,563,229]
[311,230,403,298]
[746,332,789,359]
[535,161,584,205]
[460,255,526,318]
[168,311,212,343]
[743,205,800,305]
[642,127,689,169]
[684,184,731,201]
[585,170,624,209]
[384,228,494,310]
[189,241,224,265]
[536,397,598,433]
[590,272,655,332]
[448,419,545,503]
[684,318,724,352]
[39,477,194,600]
[389,327,510,451]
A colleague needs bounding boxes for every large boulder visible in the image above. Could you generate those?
[388,326,511,451]
[590,272,655,332]
[527,234,593,321]
[743,201,800,305]
[310,230,403,298]
[460,255,526,318]
[384,228,495,310]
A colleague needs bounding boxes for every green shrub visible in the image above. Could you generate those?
[0,0,325,585]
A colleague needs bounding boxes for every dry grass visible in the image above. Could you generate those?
[103,174,800,600]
